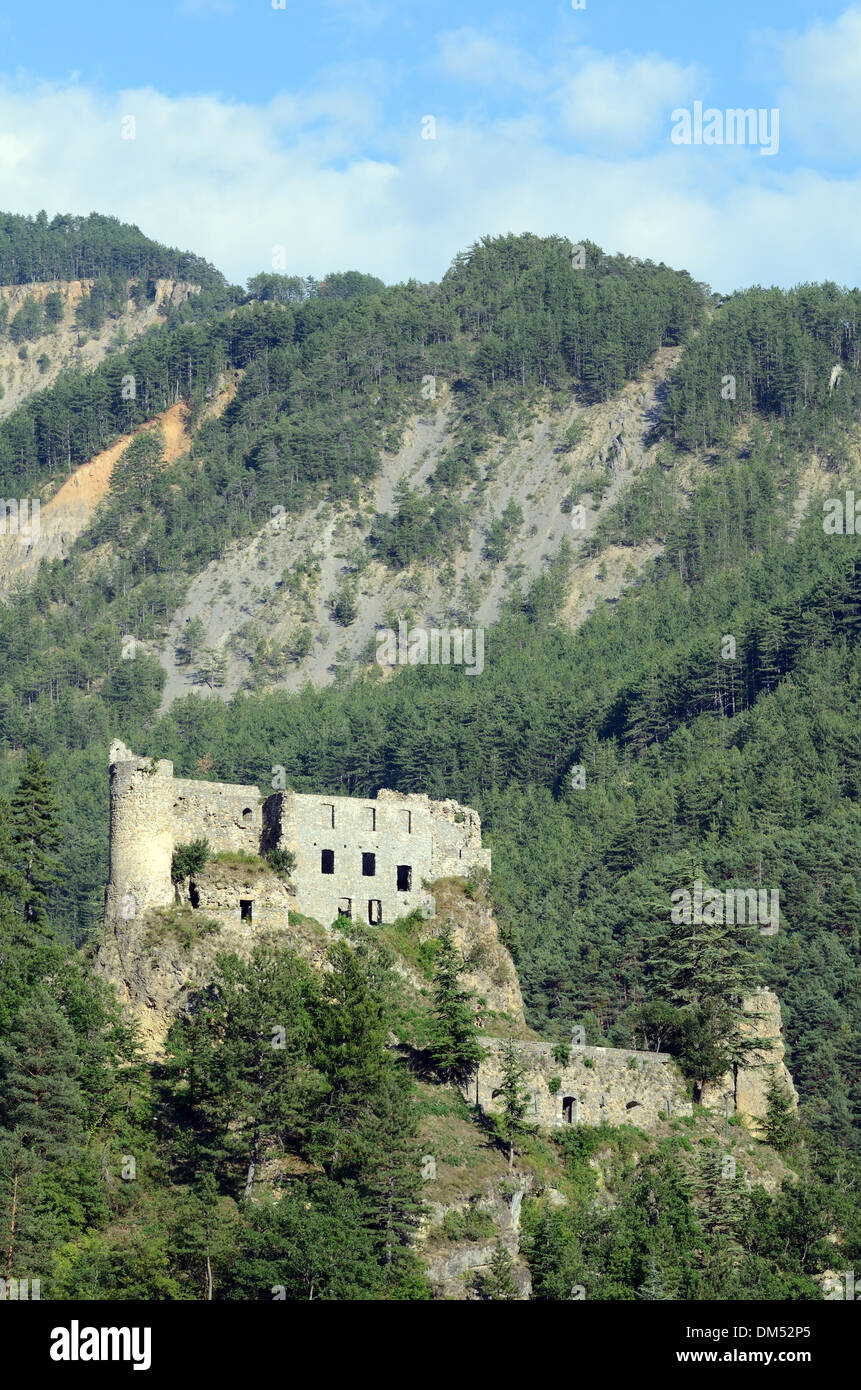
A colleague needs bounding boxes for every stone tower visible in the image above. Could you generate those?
[105,740,175,925]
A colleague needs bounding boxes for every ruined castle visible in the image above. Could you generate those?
[102,742,797,1140]
[105,740,490,932]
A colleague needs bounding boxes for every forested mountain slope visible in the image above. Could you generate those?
[1,220,861,1300]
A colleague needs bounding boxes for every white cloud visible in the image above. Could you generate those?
[770,6,861,159]
[552,52,703,152]
[0,70,859,293]
[436,29,546,92]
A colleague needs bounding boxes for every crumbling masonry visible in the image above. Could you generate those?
[105,740,491,932]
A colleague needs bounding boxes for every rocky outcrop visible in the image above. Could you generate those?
[421,1175,533,1300]
[422,879,525,1023]
[0,277,199,422]
[706,987,799,1134]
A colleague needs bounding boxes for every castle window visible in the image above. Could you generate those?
[562,1096,578,1124]
[321,849,335,874]
[362,852,376,877]
[242,807,253,826]
[240,899,253,922]
[322,803,335,829]
[368,899,382,925]
[397,864,412,892]
[189,882,200,909]
[402,810,412,833]
[625,1100,643,1111]
[364,807,376,831]
[338,898,352,919]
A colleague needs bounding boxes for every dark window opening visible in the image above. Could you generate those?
[562,1096,577,1124]
[362,852,376,877]
[189,882,200,909]
[321,849,335,874]
[397,864,412,892]
[338,898,352,919]
[368,899,382,924]
[625,1100,643,1110]
[242,806,253,825]
[240,899,253,922]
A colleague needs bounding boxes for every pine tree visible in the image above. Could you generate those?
[761,1068,797,1151]
[313,941,390,1169]
[9,752,61,934]
[498,1035,529,1169]
[0,992,87,1287]
[427,924,482,1079]
[351,1065,427,1293]
[163,946,323,1195]
[477,1242,519,1300]
[169,1172,240,1301]
[637,1255,671,1300]
[650,869,758,1100]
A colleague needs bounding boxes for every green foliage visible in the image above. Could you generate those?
[143,905,221,949]
[441,1203,496,1242]
[497,1035,530,1168]
[330,580,358,627]
[9,297,45,343]
[1,232,861,1299]
[761,1069,799,1152]
[265,846,295,877]
[474,1241,519,1299]
[655,283,861,455]
[0,210,225,289]
[44,291,64,326]
[560,417,588,451]
[9,750,62,934]
[171,838,211,882]
[427,924,483,1079]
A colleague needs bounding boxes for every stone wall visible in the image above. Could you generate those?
[171,777,263,855]
[106,742,492,933]
[464,988,798,1139]
[462,1038,692,1133]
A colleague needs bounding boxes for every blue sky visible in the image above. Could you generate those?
[1,0,860,290]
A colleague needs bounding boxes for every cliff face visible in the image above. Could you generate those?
[424,878,525,1022]
[98,875,523,1061]
[98,862,321,1060]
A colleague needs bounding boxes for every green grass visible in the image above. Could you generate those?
[143,905,222,950]
[379,909,442,980]
[211,849,263,867]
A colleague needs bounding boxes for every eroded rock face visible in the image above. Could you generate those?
[98,862,326,1061]
[422,882,525,1023]
[421,1176,533,1300]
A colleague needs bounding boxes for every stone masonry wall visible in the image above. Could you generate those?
[106,742,491,931]
[462,1038,692,1133]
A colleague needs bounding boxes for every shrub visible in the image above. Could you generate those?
[266,846,296,877]
[171,838,211,882]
